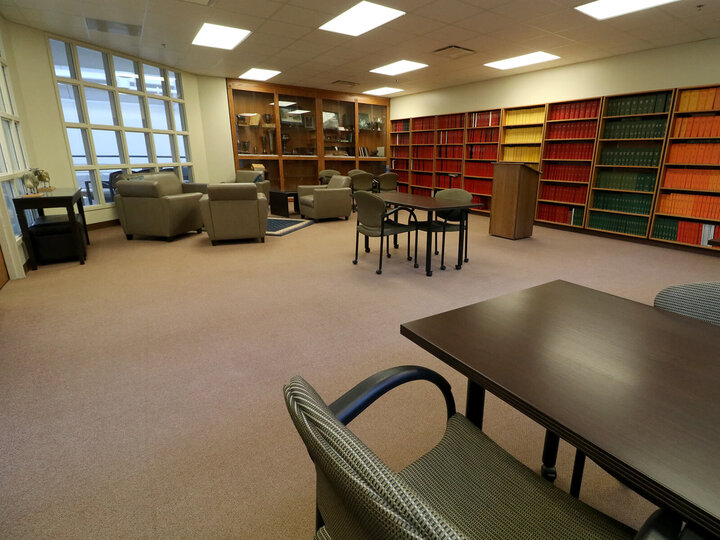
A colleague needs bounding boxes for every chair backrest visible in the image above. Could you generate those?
[284,376,462,540]
[435,188,472,222]
[653,282,720,325]
[116,171,182,198]
[208,183,258,201]
[351,172,374,192]
[347,169,365,176]
[319,169,341,185]
[355,191,386,229]
[235,170,264,184]
[327,175,351,189]
[376,172,398,192]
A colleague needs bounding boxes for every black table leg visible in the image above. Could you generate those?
[541,430,560,481]
[466,379,485,429]
[455,211,464,270]
[67,206,85,264]
[16,207,37,270]
[425,210,434,276]
[76,198,90,245]
[570,450,586,498]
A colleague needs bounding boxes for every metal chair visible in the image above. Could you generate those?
[417,188,472,270]
[653,282,720,325]
[284,365,683,540]
[353,191,417,275]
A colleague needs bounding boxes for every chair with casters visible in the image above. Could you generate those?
[199,184,268,245]
[297,175,352,221]
[375,171,398,193]
[417,188,472,271]
[653,281,720,325]
[284,365,685,540]
[115,170,205,241]
[231,170,271,201]
[319,169,341,185]
[353,191,417,275]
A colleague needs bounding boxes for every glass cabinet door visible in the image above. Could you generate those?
[279,94,317,156]
[234,90,276,156]
[358,103,387,158]
[322,99,355,158]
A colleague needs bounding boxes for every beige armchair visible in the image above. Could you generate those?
[115,171,204,241]
[199,184,268,245]
[232,170,270,201]
[297,175,352,220]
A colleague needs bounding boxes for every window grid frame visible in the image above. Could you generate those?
[50,36,193,209]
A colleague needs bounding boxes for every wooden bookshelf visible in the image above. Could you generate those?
[390,118,410,191]
[650,84,720,249]
[464,109,500,213]
[536,98,602,228]
[410,116,435,195]
[499,105,546,164]
[227,80,389,190]
[435,113,465,198]
[586,89,674,238]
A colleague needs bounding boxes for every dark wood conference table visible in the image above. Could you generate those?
[400,280,720,537]
[378,191,482,276]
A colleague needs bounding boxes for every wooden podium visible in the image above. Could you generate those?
[489,162,540,239]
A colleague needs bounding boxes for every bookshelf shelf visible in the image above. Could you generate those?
[649,84,720,248]
[593,187,654,194]
[537,198,586,206]
[591,208,651,217]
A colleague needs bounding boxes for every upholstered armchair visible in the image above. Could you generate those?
[232,170,271,201]
[115,171,205,241]
[319,169,341,185]
[297,175,352,220]
[199,184,268,245]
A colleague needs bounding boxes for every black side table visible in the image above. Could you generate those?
[269,190,300,218]
[13,188,89,270]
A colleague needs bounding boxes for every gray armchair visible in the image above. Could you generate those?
[232,170,271,201]
[285,365,684,540]
[199,184,268,245]
[654,282,720,325]
[298,175,352,220]
[319,169,341,185]
[115,171,204,241]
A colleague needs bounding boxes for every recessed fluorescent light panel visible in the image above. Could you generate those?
[363,87,403,96]
[320,1,405,37]
[370,60,428,76]
[239,68,281,81]
[484,51,560,70]
[192,23,251,50]
[575,0,681,20]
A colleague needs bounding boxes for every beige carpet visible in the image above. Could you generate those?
[1,214,717,538]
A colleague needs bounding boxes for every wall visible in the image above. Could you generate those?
[390,37,720,119]
[196,76,235,183]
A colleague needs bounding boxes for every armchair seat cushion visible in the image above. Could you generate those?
[398,414,635,540]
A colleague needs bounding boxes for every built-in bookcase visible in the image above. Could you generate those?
[464,110,500,213]
[390,118,410,192]
[410,116,435,195]
[651,84,720,249]
[500,105,546,164]
[586,89,674,238]
[435,113,464,192]
[536,98,601,228]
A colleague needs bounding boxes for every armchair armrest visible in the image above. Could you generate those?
[634,509,683,540]
[329,365,456,426]
[314,186,350,206]
[298,184,325,197]
[182,183,208,194]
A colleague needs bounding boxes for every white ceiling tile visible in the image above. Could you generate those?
[211,0,283,18]
[490,0,565,22]
[254,19,314,39]
[414,0,484,24]
[269,4,330,28]
[424,25,479,44]
[454,10,516,32]
[530,10,591,34]
[384,13,446,36]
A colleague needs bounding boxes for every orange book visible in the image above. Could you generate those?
[687,90,700,111]
[710,143,720,165]
[677,90,691,112]
[698,89,712,110]
[715,88,720,110]
[707,88,718,110]
[712,116,720,138]
[689,117,700,138]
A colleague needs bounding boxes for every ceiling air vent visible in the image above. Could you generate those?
[331,80,359,88]
[86,18,142,36]
[433,45,476,59]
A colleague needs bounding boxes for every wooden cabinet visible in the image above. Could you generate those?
[227,81,389,190]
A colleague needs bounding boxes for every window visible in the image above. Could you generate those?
[0,27,30,238]
[49,38,194,208]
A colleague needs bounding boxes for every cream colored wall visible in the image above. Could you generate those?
[390,37,720,119]
[196,76,235,183]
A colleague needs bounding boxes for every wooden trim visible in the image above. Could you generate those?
[226,79,389,106]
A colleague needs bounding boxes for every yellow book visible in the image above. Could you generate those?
[677,90,691,112]
[687,90,700,112]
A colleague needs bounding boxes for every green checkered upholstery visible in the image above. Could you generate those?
[285,376,637,540]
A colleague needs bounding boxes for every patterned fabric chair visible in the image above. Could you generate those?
[353,191,417,275]
[653,282,720,325]
[285,366,682,540]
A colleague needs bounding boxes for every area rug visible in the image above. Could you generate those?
[266,217,313,236]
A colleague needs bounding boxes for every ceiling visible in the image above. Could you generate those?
[2,0,720,96]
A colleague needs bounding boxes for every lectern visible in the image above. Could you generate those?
[489,162,540,239]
